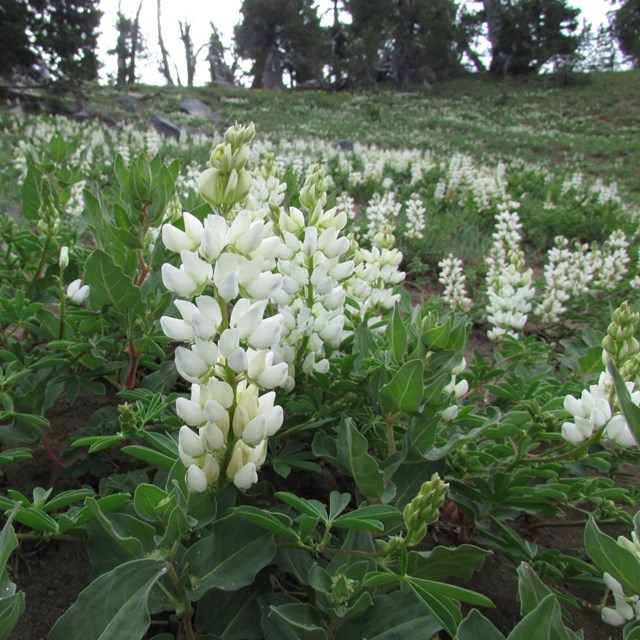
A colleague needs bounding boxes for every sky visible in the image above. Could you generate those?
[97,0,613,86]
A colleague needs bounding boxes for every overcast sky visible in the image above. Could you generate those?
[97,0,612,86]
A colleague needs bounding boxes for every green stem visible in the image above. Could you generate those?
[385,415,397,456]
[17,532,85,543]
[26,236,51,296]
[58,271,66,340]
[166,564,196,640]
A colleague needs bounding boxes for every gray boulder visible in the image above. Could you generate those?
[150,115,181,139]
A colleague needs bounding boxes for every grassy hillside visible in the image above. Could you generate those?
[121,70,640,205]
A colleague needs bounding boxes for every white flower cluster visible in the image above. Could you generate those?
[438,254,472,313]
[562,372,638,447]
[485,202,535,341]
[273,165,354,380]
[335,192,356,221]
[161,124,288,493]
[363,191,402,242]
[404,193,426,240]
[248,152,287,213]
[601,571,640,626]
[347,226,405,320]
[536,231,631,324]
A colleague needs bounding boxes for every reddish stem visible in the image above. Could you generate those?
[124,341,141,390]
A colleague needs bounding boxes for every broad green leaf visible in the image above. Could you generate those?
[85,498,152,559]
[133,484,171,522]
[84,250,144,314]
[407,578,461,636]
[0,504,20,572]
[195,572,270,639]
[335,591,441,640]
[49,558,167,640]
[0,592,25,640]
[387,305,408,363]
[517,562,554,617]
[507,594,556,640]
[267,603,327,640]
[609,361,640,447]
[585,517,640,595]
[43,488,95,513]
[337,418,387,501]
[183,515,276,600]
[232,506,300,542]
[21,166,41,221]
[457,609,506,640]
[380,359,424,414]
[407,545,491,582]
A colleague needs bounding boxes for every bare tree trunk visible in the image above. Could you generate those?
[179,21,197,87]
[464,44,486,72]
[128,0,144,84]
[157,0,174,85]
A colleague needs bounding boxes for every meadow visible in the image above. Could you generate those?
[0,71,639,639]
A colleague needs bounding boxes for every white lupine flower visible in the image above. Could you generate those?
[162,212,204,252]
[66,278,90,304]
[438,254,472,313]
[485,203,534,340]
[404,194,425,240]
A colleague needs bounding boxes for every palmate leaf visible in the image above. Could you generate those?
[49,558,168,640]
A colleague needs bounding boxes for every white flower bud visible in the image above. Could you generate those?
[176,398,204,426]
[59,246,69,269]
[161,316,195,342]
[175,347,209,382]
[179,425,205,458]
[186,464,208,493]
[233,462,258,490]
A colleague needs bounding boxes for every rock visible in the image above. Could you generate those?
[115,94,140,113]
[150,115,181,139]
[71,110,91,122]
[179,98,211,118]
[337,140,354,152]
[296,79,324,90]
[8,105,24,117]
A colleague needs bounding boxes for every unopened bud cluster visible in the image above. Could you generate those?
[402,473,448,547]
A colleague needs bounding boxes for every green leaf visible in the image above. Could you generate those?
[44,488,96,513]
[387,305,408,363]
[407,577,493,608]
[195,572,270,639]
[406,578,461,636]
[337,418,386,502]
[407,545,491,582]
[267,603,328,640]
[232,506,300,542]
[0,592,25,639]
[12,506,58,533]
[21,166,41,221]
[0,448,32,467]
[328,492,352,521]
[84,250,144,314]
[335,591,441,640]
[183,515,276,600]
[133,484,171,522]
[585,516,640,595]
[275,492,328,522]
[608,361,640,447]
[457,609,506,640]
[517,562,554,617]
[85,498,150,559]
[122,445,175,469]
[507,594,556,640]
[380,360,424,414]
[49,558,168,640]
